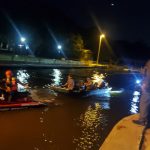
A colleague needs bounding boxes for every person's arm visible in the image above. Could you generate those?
[62,81,68,87]
[17,79,29,88]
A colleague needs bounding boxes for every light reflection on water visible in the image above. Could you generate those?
[0,69,140,150]
[40,108,53,148]
[73,103,108,150]
[51,69,63,86]
[16,69,30,92]
[130,91,140,114]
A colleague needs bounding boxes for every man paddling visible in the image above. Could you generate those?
[62,74,75,91]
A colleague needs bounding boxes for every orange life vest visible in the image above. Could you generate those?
[5,77,17,92]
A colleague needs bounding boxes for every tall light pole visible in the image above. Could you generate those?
[96,34,105,64]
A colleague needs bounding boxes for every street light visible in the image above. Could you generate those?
[57,45,62,54]
[96,34,105,64]
[20,37,26,43]
[57,45,62,50]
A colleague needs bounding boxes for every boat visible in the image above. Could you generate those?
[50,85,124,98]
[0,97,47,111]
[50,86,70,93]
[100,114,145,150]
[49,85,112,97]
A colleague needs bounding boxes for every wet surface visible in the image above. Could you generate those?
[0,68,142,150]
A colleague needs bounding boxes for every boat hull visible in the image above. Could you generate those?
[0,97,47,111]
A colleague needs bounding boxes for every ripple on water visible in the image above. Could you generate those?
[73,103,108,150]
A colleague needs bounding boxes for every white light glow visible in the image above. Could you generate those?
[18,44,23,48]
[21,37,26,42]
[57,45,62,50]
[130,90,140,114]
[92,73,105,87]
[17,70,30,92]
[51,69,62,86]
[136,80,141,84]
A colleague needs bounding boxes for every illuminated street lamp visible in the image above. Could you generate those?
[57,45,62,50]
[20,37,26,43]
[18,37,29,55]
[96,34,105,64]
[57,45,62,54]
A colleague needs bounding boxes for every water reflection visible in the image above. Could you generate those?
[39,108,54,149]
[73,103,108,150]
[0,69,137,149]
[51,69,62,86]
[100,102,110,110]
[130,91,140,114]
[16,70,30,92]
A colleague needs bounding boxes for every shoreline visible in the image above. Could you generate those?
[0,54,140,72]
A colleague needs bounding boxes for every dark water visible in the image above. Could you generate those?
[0,68,141,150]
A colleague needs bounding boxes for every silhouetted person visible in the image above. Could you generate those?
[133,60,150,126]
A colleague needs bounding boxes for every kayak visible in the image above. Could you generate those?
[0,97,47,111]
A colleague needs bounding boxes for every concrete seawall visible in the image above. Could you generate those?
[0,54,140,72]
[0,54,88,68]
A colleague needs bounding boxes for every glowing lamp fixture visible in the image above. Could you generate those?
[57,45,62,50]
[21,37,26,42]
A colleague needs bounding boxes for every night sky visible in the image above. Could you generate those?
[1,0,150,59]
[0,0,150,43]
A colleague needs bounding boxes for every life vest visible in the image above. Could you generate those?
[5,77,17,92]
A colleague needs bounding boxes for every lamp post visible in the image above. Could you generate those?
[96,34,105,65]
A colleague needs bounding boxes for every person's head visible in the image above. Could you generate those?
[79,80,84,86]
[86,77,91,81]
[5,70,13,78]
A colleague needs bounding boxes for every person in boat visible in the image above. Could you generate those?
[74,80,85,91]
[84,77,93,91]
[133,60,150,126]
[1,70,28,102]
[79,80,86,91]
[62,74,75,91]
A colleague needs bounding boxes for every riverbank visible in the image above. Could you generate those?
[100,114,150,150]
[0,54,140,72]
[0,54,86,68]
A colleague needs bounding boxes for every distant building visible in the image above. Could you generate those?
[0,42,8,50]
[0,40,31,55]
[0,41,13,53]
